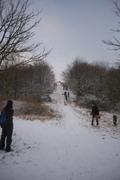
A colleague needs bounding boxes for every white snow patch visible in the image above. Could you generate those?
[0,85,120,180]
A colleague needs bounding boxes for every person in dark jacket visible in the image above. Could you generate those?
[0,100,14,152]
[64,91,68,101]
[91,103,100,126]
[113,115,117,126]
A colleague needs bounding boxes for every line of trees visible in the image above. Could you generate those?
[63,58,120,111]
[63,1,120,112]
[0,61,55,100]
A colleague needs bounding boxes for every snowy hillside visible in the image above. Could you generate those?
[0,84,120,180]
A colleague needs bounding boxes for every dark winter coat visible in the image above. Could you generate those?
[91,105,99,117]
[1,101,14,128]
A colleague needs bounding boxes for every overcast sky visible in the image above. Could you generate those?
[30,0,118,80]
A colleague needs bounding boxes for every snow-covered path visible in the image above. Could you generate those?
[0,85,120,180]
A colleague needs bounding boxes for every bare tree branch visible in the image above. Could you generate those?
[0,0,47,68]
[103,1,120,54]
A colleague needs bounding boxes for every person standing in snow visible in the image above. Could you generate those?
[91,103,100,126]
[0,100,14,152]
[113,115,117,126]
[64,91,68,101]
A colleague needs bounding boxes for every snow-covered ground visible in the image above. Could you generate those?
[0,84,120,180]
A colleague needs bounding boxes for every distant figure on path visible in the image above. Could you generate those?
[64,91,68,101]
[0,100,14,152]
[91,103,100,126]
[113,115,117,126]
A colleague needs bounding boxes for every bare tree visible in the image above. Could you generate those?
[0,0,48,69]
[103,1,120,51]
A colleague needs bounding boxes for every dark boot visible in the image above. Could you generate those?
[6,127,13,152]
[6,146,11,152]
[96,119,99,126]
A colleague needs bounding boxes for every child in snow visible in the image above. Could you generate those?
[0,100,14,152]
